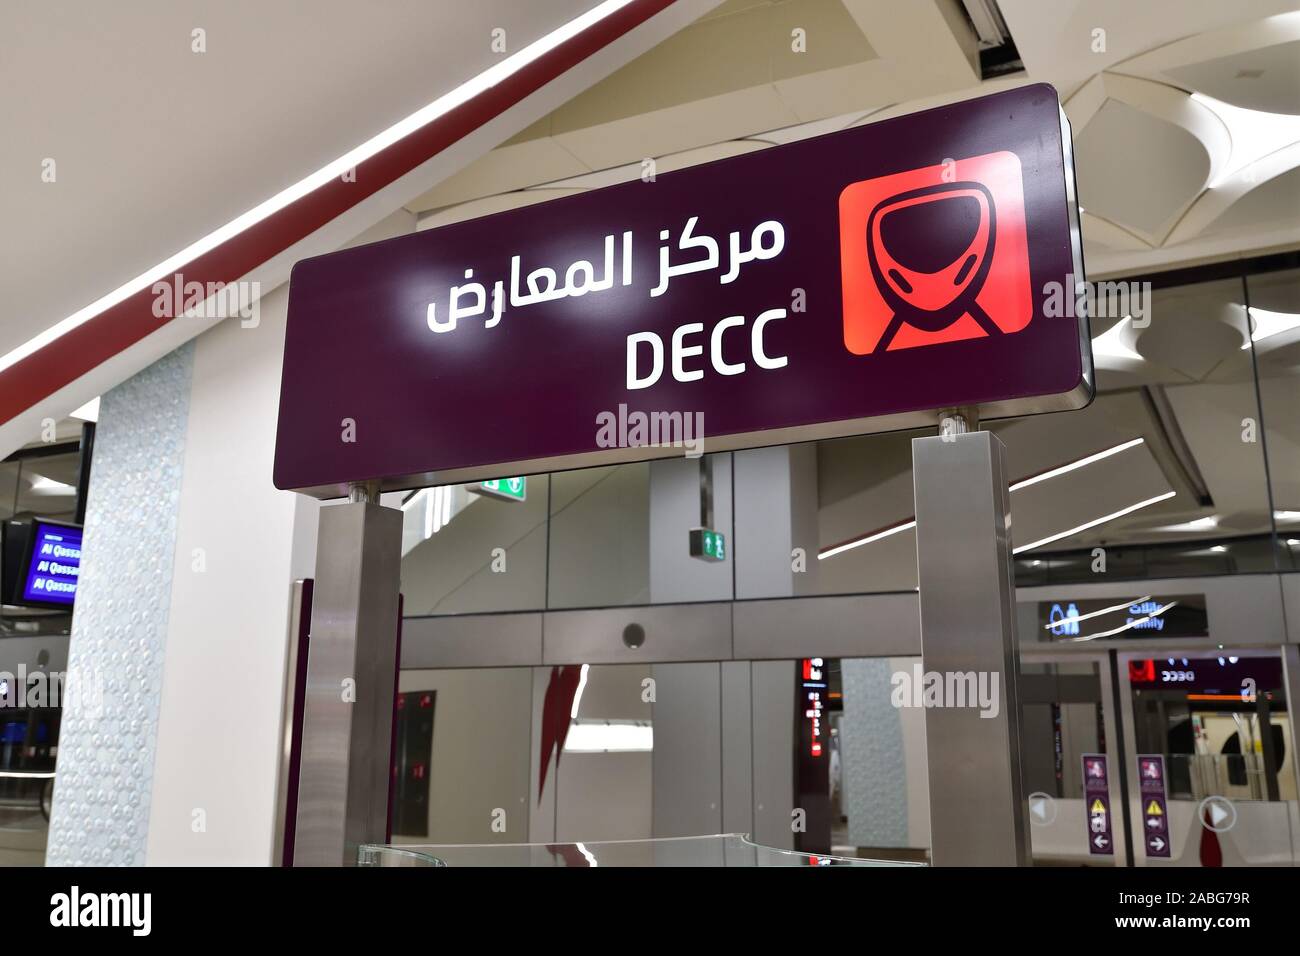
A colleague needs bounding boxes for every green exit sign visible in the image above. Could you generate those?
[477,477,527,502]
[689,527,726,562]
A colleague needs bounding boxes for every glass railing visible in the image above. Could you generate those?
[356,844,446,867]
[358,833,920,867]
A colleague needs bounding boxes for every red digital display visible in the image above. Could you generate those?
[1129,659,1156,683]
[802,658,825,758]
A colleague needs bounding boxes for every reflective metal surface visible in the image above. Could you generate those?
[358,834,920,867]
[1283,645,1300,808]
[293,502,403,866]
[732,592,920,659]
[400,610,542,669]
[271,579,310,866]
[913,430,1030,866]
[399,591,925,669]
[543,601,732,664]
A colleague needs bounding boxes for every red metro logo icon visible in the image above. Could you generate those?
[839,151,1032,354]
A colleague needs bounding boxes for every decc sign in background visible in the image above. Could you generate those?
[278,83,1089,867]
[274,84,1089,496]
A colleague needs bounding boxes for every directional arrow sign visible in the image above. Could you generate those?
[1138,754,1170,857]
[1082,753,1114,857]
[689,527,727,562]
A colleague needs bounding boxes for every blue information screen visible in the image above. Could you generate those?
[21,521,83,607]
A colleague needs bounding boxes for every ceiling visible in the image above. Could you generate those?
[408,0,1300,276]
[5,0,1296,401]
[815,265,1300,587]
[0,0,603,365]
[397,0,1300,571]
[3,0,1297,567]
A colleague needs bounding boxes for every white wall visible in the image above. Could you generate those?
[144,210,416,865]
[144,280,318,864]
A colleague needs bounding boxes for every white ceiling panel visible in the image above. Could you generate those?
[1073,99,1210,237]
[0,0,597,362]
[1166,38,1300,115]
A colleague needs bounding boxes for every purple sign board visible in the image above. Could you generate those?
[275,84,1090,497]
[1138,754,1171,858]
[1082,753,1114,856]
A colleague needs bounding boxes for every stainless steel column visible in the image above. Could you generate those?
[1280,644,1300,817]
[912,429,1029,866]
[293,493,403,866]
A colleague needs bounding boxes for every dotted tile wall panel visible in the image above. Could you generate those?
[46,343,194,866]
[841,657,909,848]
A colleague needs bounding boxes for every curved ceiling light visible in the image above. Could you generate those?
[1242,306,1300,349]
[1192,92,1300,189]
[1091,316,1144,363]
[1148,515,1218,533]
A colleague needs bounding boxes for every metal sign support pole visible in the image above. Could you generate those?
[912,418,1030,866]
[292,481,403,866]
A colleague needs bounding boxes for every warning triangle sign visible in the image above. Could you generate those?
[1091,798,1106,814]
[1147,800,1163,816]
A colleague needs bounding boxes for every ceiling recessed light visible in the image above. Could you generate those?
[1013,490,1176,554]
[818,519,916,560]
[1009,437,1144,491]
[820,438,1148,560]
